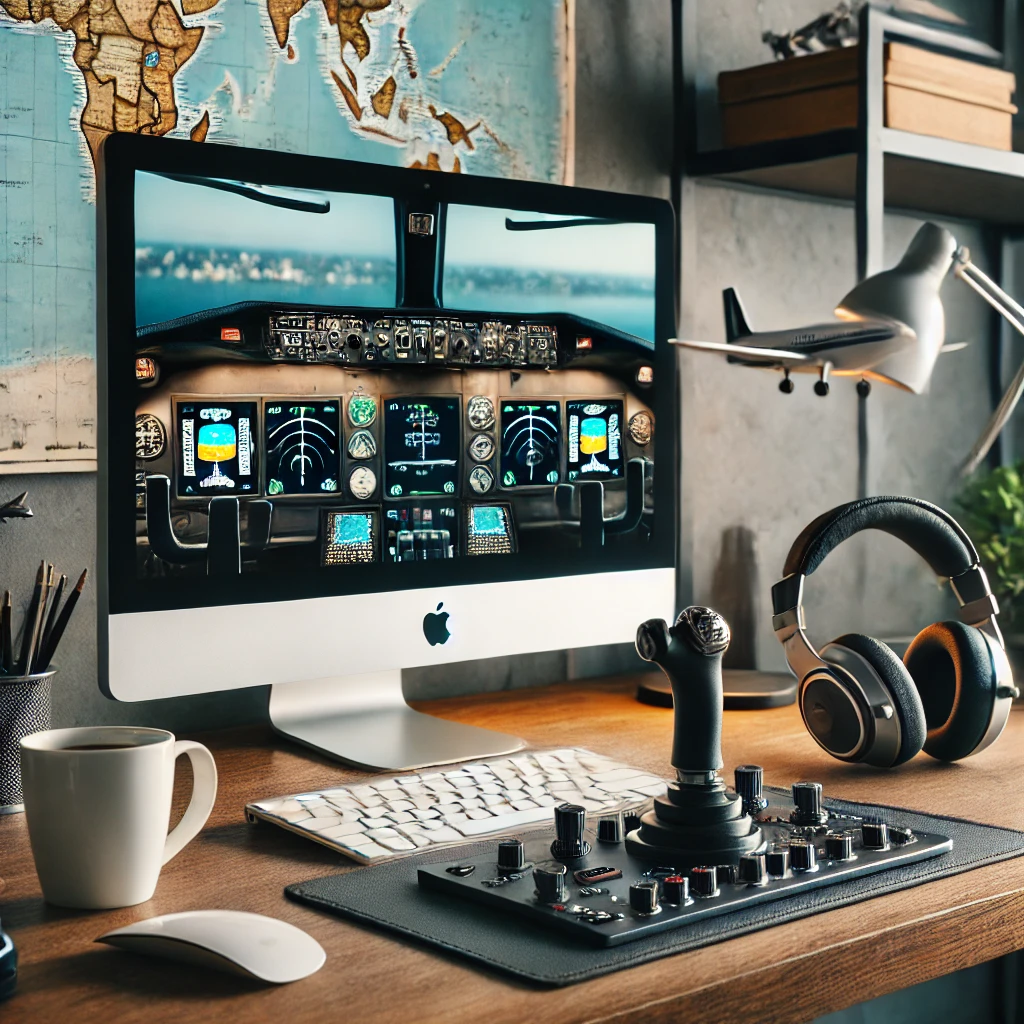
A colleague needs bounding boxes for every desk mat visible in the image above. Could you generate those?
[285,789,1024,986]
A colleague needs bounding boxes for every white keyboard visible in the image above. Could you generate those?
[246,748,668,865]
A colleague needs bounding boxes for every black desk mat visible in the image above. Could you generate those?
[285,789,1024,986]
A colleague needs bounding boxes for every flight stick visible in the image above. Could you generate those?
[627,606,764,868]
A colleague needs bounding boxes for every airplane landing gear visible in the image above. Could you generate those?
[857,379,871,397]
[779,371,794,394]
[814,362,832,397]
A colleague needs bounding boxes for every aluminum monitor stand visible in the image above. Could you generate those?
[267,670,525,771]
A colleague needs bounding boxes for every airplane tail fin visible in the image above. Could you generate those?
[723,288,752,342]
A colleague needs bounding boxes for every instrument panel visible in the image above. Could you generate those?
[133,306,658,577]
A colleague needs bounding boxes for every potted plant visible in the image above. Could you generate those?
[956,464,1024,668]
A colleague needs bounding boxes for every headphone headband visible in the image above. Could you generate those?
[782,496,978,581]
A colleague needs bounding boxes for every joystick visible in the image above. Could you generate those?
[626,606,764,869]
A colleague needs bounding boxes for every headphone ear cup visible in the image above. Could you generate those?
[830,633,927,766]
[903,621,997,761]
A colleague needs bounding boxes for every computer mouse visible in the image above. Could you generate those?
[96,910,326,984]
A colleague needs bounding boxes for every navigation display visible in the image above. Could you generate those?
[383,397,461,498]
[499,401,561,487]
[321,510,378,565]
[566,400,624,481]
[176,400,257,497]
[264,400,340,495]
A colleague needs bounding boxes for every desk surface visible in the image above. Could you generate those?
[2,676,1023,1024]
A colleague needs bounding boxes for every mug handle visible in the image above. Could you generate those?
[163,740,219,865]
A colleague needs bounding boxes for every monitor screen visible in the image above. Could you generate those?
[105,145,674,617]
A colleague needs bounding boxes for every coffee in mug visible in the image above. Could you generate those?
[20,726,218,909]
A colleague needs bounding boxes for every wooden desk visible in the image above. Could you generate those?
[2,676,1023,1024]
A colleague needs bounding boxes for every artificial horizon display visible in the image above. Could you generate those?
[108,148,673,616]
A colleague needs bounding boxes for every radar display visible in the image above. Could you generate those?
[264,400,340,495]
[384,397,461,497]
[499,401,561,487]
[176,400,257,497]
[566,400,624,481]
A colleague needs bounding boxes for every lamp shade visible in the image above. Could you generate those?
[834,223,956,394]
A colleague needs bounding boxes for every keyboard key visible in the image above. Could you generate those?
[319,820,367,839]
[359,817,391,829]
[386,811,415,824]
[509,799,538,811]
[466,809,493,820]
[365,827,400,840]
[426,826,464,843]
[454,805,554,835]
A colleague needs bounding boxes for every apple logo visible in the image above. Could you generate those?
[423,602,451,646]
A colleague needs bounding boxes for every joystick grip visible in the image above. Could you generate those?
[635,606,730,774]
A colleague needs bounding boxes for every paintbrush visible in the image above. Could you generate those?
[37,572,66,672]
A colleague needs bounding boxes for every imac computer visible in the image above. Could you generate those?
[97,135,677,770]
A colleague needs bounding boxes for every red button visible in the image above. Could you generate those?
[221,327,242,342]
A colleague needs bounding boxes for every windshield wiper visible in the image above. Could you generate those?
[154,173,330,214]
[504,217,623,231]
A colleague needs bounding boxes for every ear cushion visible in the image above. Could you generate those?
[830,633,927,765]
[903,621,997,762]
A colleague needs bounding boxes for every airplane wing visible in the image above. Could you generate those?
[670,338,810,364]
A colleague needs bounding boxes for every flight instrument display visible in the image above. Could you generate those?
[566,400,624,481]
[384,397,461,498]
[264,400,341,496]
[176,401,257,497]
[500,401,561,488]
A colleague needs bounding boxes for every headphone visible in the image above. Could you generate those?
[772,496,1019,767]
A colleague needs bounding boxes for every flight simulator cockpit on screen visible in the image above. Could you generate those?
[128,169,663,598]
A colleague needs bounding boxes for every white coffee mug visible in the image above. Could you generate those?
[20,726,218,909]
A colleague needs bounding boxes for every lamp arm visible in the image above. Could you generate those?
[955,253,1024,475]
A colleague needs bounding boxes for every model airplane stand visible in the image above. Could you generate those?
[417,606,952,947]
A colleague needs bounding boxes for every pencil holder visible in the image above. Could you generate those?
[0,669,55,813]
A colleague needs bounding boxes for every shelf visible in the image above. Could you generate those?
[690,128,1024,228]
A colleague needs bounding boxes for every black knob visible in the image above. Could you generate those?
[629,880,660,915]
[690,865,719,898]
[790,781,828,825]
[716,863,737,884]
[551,803,591,859]
[662,874,689,904]
[789,837,818,872]
[738,852,767,885]
[765,846,790,876]
[862,820,889,849]
[533,863,568,903]
[889,825,914,846]
[497,838,526,872]
[825,831,854,861]
[597,816,623,843]
[734,765,768,815]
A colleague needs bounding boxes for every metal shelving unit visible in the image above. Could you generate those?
[672,0,1023,477]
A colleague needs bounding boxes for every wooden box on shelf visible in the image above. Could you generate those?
[718,42,1016,151]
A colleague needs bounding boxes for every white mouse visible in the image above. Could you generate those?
[96,910,326,984]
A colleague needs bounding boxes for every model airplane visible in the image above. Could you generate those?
[672,223,964,396]
[0,492,32,523]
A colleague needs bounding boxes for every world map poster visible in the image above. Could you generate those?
[0,0,574,472]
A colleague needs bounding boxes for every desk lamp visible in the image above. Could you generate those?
[835,221,1024,475]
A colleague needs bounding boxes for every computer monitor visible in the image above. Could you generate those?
[97,135,677,770]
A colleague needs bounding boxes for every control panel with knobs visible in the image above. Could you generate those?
[418,606,954,948]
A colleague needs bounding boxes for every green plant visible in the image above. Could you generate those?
[957,463,1024,626]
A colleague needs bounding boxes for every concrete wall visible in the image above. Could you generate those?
[0,0,1004,726]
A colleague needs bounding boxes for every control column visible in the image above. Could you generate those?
[625,606,764,870]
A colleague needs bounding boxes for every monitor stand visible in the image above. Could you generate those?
[267,670,525,771]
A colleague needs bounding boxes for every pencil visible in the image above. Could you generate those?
[38,573,66,671]
[31,565,57,675]
[1,591,10,673]
[38,569,87,671]
[16,561,45,676]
